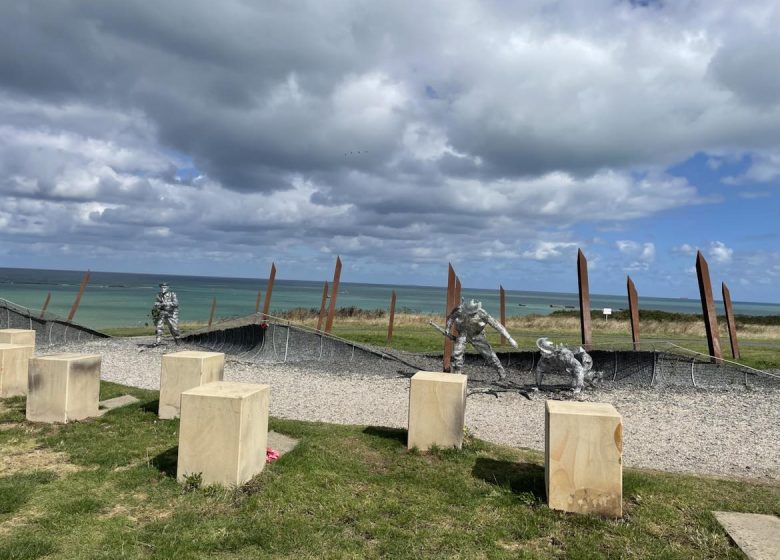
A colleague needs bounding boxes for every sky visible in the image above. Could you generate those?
[1,1,779,301]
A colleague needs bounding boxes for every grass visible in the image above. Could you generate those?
[100,309,780,369]
[1,382,779,559]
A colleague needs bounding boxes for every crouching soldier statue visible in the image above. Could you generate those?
[534,337,598,394]
[431,299,518,380]
[153,282,181,345]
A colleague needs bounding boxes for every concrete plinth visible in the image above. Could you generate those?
[0,343,34,397]
[159,351,224,419]
[177,381,270,487]
[26,353,101,423]
[545,400,623,518]
[0,329,36,351]
[407,371,467,451]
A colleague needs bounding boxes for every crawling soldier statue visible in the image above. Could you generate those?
[534,337,598,393]
[153,282,180,345]
[434,299,518,380]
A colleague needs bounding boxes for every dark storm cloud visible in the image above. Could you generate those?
[1,0,780,280]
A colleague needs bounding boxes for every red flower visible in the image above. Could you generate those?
[266,448,280,463]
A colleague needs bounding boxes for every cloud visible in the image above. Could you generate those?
[709,241,734,264]
[522,241,579,261]
[673,243,697,256]
[0,1,778,286]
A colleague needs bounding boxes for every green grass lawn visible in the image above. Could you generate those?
[2,381,778,559]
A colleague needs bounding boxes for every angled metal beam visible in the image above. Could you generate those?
[696,251,722,363]
[261,262,276,321]
[39,292,51,320]
[316,281,329,331]
[67,270,91,322]
[722,282,740,360]
[386,290,397,347]
[443,263,456,372]
[324,256,342,334]
[627,276,640,350]
[577,249,592,350]
[499,284,507,345]
[208,297,217,328]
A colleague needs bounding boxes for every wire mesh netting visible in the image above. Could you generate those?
[0,298,109,347]
[183,313,780,390]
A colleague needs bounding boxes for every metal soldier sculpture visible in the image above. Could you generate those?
[432,299,518,380]
[534,337,597,394]
[153,282,180,345]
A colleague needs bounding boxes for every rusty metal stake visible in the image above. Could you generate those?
[39,292,51,319]
[696,251,722,363]
[577,249,592,350]
[324,256,342,333]
[208,297,217,328]
[499,284,507,345]
[316,281,329,331]
[262,262,276,321]
[627,276,640,350]
[387,290,397,347]
[722,282,740,360]
[443,263,456,372]
[67,271,91,322]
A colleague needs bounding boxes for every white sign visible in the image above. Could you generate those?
[603,308,612,315]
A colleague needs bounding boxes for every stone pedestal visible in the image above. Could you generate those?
[26,353,101,423]
[177,381,270,487]
[407,371,467,451]
[159,351,224,419]
[545,400,623,518]
[0,343,34,397]
[0,329,36,351]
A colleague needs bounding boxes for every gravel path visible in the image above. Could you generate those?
[41,337,780,482]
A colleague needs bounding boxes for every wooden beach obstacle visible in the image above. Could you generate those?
[324,256,342,334]
[0,343,33,397]
[577,249,592,351]
[722,282,740,360]
[177,381,270,486]
[316,280,329,331]
[627,276,640,350]
[545,400,623,518]
[67,270,91,322]
[387,289,397,347]
[499,285,507,345]
[159,351,225,419]
[695,251,723,363]
[443,263,458,372]
[26,353,101,423]
[407,371,467,451]
[261,262,277,321]
[208,297,217,328]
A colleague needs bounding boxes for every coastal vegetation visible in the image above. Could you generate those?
[1,381,778,559]
[102,308,780,369]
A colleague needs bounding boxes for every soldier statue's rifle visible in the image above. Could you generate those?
[428,321,456,341]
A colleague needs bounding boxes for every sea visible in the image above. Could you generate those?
[1,267,779,330]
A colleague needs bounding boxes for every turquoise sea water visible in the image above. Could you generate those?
[1,267,779,330]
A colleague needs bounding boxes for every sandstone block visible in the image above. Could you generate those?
[545,400,623,518]
[407,371,467,451]
[158,351,224,419]
[0,329,36,351]
[26,353,101,423]
[0,343,34,397]
[177,381,270,487]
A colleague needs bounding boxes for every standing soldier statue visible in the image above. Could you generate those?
[431,299,518,380]
[153,282,180,345]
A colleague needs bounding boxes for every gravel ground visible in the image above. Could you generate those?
[40,337,780,482]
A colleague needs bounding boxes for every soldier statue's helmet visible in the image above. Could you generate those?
[159,282,169,289]
[463,299,482,313]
